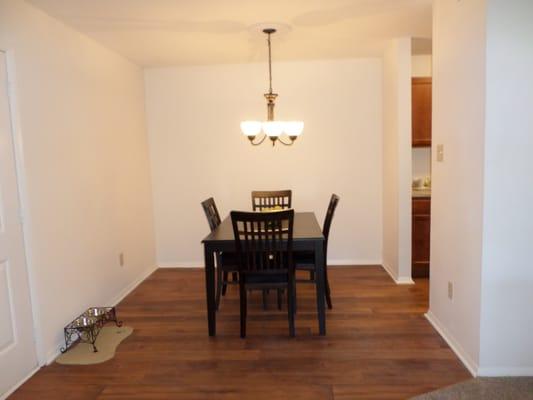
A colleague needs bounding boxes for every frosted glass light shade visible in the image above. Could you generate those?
[262,121,284,137]
[240,121,262,136]
[283,121,304,136]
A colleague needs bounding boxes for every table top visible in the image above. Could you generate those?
[202,212,324,244]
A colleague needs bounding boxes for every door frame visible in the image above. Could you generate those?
[0,49,44,367]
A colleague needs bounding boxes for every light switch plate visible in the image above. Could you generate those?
[437,144,444,162]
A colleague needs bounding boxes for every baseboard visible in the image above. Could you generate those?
[0,365,40,400]
[477,367,533,377]
[106,265,158,306]
[425,310,478,377]
[159,260,383,268]
[328,259,383,266]
[381,263,414,285]
[44,264,158,365]
[158,262,203,268]
[45,339,64,365]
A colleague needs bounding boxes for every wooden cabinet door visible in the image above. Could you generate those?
[412,198,431,278]
[412,77,432,147]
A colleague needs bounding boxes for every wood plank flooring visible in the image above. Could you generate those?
[11,266,471,399]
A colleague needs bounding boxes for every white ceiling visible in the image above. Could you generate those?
[27,0,433,67]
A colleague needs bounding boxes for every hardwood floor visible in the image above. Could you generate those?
[11,266,471,399]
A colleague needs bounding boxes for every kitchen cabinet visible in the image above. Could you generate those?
[412,77,432,147]
[412,197,430,278]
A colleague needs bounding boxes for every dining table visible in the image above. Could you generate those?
[201,211,326,336]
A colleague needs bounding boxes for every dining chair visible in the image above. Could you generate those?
[201,197,238,310]
[295,194,339,309]
[231,209,296,338]
[251,190,292,211]
[251,190,292,308]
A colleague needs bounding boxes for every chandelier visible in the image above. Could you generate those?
[240,28,304,146]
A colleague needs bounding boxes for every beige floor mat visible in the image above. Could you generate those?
[55,325,132,365]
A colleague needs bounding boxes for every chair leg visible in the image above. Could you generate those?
[277,289,283,310]
[287,280,295,337]
[215,266,223,310]
[293,281,298,315]
[324,264,332,309]
[222,271,229,295]
[239,281,247,338]
[293,284,297,314]
[232,272,238,282]
[310,270,315,281]
[262,289,268,310]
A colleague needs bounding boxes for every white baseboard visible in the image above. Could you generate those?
[44,264,158,365]
[0,365,40,400]
[328,259,382,266]
[45,340,63,365]
[159,260,383,269]
[395,276,415,284]
[425,310,478,377]
[477,367,533,377]
[107,265,158,306]
[381,263,414,285]
[158,262,203,268]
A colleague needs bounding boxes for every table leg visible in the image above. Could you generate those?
[204,244,216,336]
[314,240,326,335]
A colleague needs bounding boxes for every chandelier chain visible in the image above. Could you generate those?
[267,32,273,94]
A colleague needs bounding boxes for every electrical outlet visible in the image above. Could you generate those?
[448,281,453,300]
[437,144,444,162]
[119,253,125,267]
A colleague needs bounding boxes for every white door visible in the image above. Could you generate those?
[0,51,38,397]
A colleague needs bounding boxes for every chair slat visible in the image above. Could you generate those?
[251,190,292,211]
[201,197,221,231]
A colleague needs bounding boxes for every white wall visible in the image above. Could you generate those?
[382,38,412,283]
[144,59,383,267]
[428,0,486,374]
[412,55,432,77]
[0,0,156,362]
[479,0,533,376]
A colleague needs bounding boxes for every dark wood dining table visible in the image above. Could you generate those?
[202,212,326,336]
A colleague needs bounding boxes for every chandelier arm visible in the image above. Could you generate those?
[249,133,267,146]
[276,136,295,146]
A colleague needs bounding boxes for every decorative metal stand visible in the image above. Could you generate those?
[60,307,122,353]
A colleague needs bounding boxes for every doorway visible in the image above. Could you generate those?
[411,48,432,282]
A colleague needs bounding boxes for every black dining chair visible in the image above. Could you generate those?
[250,190,292,308]
[231,209,296,338]
[201,197,238,310]
[295,194,339,309]
[251,190,292,211]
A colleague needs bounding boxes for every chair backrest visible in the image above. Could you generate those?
[251,190,292,211]
[230,209,294,275]
[323,194,340,245]
[201,197,221,232]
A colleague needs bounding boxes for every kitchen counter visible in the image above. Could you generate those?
[412,188,431,198]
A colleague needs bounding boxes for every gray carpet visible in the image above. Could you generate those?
[411,378,533,399]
